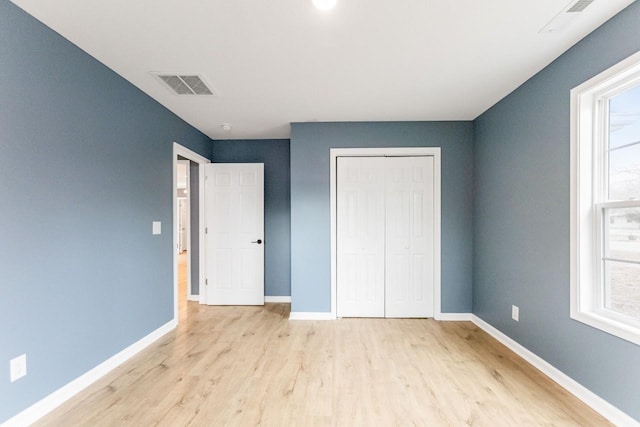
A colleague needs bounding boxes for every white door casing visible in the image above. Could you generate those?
[173,143,210,319]
[336,157,386,317]
[205,163,264,305]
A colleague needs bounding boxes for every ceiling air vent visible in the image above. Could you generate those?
[566,0,594,13]
[154,74,214,95]
[539,0,596,33]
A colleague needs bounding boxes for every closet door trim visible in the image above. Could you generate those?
[330,147,441,320]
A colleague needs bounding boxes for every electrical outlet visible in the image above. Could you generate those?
[10,354,27,383]
[512,305,520,322]
[152,221,161,235]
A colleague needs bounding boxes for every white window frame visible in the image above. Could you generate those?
[571,50,640,346]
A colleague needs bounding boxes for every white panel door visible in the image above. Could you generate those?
[205,163,264,305]
[385,156,434,318]
[337,157,386,317]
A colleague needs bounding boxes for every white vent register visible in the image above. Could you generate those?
[566,0,594,13]
[153,73,214,95]
[539,0,595,33]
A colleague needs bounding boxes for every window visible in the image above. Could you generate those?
[571,51,640,346]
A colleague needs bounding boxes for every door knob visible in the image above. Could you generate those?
[252,239,263,244]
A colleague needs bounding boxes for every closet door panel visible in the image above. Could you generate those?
[337,157,386,317]
[385,156,434,318]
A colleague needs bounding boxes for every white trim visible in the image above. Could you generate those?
[570,50,640,346]
[436,313,473,321]
[2,320,176,427]
[471,315,639,427]
[330,147,442,320]
[197,161,206,305]
[187,295,200,302]
[596,199,640,209]
[265,296,292,303]
[173,142,210,320]
[289,312,334,320]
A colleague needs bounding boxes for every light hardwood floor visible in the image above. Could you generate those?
[35,258,610,426]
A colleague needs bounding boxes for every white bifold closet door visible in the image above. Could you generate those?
[337,156,434,318]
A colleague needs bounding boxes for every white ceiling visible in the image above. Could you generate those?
[10,0,635,139]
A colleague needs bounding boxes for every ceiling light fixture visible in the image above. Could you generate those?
[312,0,337,11]
[221,123,232,131]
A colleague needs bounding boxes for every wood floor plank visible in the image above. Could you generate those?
[34,257,611,426]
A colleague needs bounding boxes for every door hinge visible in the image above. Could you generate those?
[205,279,208,286]
[205,227,208,234]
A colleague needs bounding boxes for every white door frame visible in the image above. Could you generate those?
[173,142,210,322]
[330,147,442,320]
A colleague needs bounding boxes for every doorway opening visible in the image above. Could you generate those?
[173,143,210,323]
[176,159,191,316]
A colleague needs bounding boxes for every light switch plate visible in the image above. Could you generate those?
[10,354,27,382]
[512,305,520,322]
[152,221,161,235]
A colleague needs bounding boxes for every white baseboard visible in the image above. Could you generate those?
[265,296,291,303]
[3,319,177,427]
[187,295,199,302]
[289,312,334,320]
[471,315,638,427]
[436,313,473,321]
[287,312,473,321]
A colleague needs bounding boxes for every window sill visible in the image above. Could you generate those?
[571,309,640,346]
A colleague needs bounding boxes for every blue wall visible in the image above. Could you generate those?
[290,122,474,313]
[3,0,639,421]
[473,2,640,420]
[0,0,211,422]
[212,139,291,297]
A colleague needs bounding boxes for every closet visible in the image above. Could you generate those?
[336,156,435,318]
